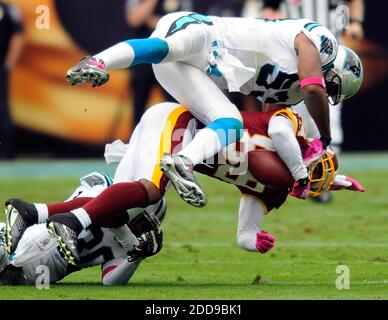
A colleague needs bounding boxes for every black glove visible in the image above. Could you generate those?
[128,229,163,261]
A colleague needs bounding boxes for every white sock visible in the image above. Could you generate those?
[34,204,49,223]
[71,208,92,229]
[178,128,222,165]
[111,225,139,251]
[94,42,135,69]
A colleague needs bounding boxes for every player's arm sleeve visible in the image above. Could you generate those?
[236,196,265,252]
[101,257,142,286]
[268,114,308,181]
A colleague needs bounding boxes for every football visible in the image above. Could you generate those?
[248,149,294,189]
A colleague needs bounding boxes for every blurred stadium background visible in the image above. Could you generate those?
[0,0,387,299]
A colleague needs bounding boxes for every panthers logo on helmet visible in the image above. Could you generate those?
[344,56,362,78]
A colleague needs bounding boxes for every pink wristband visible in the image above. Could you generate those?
[300,77,326,89]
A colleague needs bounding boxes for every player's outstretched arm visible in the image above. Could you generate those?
[295,33,331,149]
[268,115,308,182]
[268,115,312,199]
[102,257,143,286]
[236,197,275,254]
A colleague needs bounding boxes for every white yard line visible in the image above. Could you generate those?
[167,242,388,248]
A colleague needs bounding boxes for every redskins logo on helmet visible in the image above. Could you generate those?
[324,45,363,105]
[308,148,338,197]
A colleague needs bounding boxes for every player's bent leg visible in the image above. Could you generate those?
[67,13,210,87]
[46,103,193,264]
[46,179,160,265]
[102,257,143,286]
[154,62,243,207]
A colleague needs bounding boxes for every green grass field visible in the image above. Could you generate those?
[0,154,387,300]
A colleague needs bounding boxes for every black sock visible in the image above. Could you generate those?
[47,212,83,235]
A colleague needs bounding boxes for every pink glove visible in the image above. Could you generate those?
[289,177,310,200]
[303,138,324,165]
[256,231,276,254]
[330,175,365,192]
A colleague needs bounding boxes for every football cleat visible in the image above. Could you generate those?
[66,56,109,87]
[0,265,29,285]
[4,199,38,253]
[160,154,207,208]
[47,222,79,266]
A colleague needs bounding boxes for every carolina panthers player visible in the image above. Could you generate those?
[66,11,363,211]
[0,172,165,285]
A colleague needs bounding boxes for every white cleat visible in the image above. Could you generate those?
[66,56,109,87]
[160,154,207,208]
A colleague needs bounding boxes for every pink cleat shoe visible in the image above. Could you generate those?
[66,56,109,87]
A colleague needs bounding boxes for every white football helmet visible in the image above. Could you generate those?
[324,45,363,105]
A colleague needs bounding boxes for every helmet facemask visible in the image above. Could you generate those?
[308,151,336,197]
[324,68,342,105]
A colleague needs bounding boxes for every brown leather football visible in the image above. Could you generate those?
[248,149,294,190]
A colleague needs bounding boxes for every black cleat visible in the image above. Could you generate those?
[0,265,29,285]
[160,154,207,208]
[4,199,38,253]
[47,222,80,266]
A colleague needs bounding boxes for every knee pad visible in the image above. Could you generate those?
[207,117,243,148]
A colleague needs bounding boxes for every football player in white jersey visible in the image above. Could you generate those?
[261,0,364,202]
[66,11,363,211]
[0,172,165,285]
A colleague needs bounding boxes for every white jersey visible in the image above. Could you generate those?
[210,16,338,105]
[154,12,338,106]
[10,224,129,284]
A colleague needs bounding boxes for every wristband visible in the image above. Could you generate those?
[300,77,326,89]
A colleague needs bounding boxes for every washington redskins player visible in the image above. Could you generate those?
[4,103,364,266]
